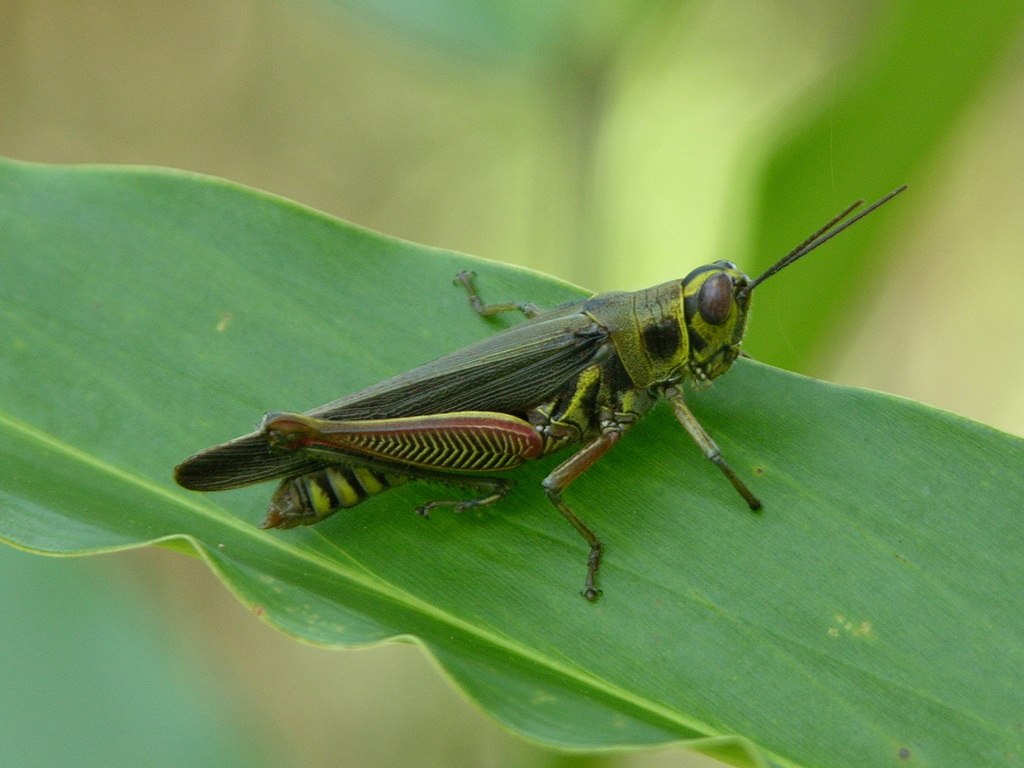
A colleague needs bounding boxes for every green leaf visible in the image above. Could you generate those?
[1,158,1022,768]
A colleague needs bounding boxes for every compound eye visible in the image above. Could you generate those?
[697,272,734,325]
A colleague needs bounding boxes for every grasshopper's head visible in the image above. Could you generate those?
[680,185,908,385]
[681,261,752,383]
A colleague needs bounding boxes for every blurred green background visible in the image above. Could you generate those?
[1,1,1022,766]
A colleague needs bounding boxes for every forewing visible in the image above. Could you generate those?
[175,305,610,491]
[309,306,609,420]
[174,432,323,491]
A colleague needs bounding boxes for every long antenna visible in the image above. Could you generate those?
[739,185,908,299]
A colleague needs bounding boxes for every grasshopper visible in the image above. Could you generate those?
[175,186,905,599]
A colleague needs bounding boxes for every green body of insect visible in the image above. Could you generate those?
[175,187,906,599]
